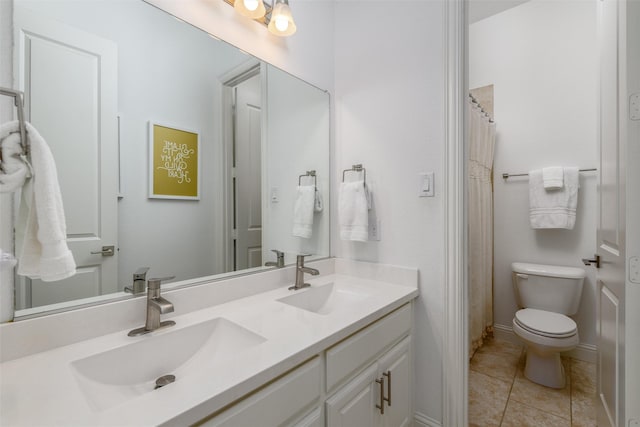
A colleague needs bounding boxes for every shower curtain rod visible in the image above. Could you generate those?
[501,168,597,180]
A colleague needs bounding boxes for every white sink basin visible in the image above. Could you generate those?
[71,318,266,411]
[277,282,373,315]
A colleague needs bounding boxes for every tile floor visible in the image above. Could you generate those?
[469,337,596,427]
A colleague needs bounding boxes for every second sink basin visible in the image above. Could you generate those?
[71,318,266,411]
[277,282,373,315]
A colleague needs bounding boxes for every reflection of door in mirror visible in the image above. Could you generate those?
[233,73,262,270]
[14,8,118,309]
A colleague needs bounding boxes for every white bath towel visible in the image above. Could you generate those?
[542,166,564,189]
[0,121,32,193]
[293,185,315,238]
[339,180,369,241]
[15,122,76,281]
[529,167,579,230]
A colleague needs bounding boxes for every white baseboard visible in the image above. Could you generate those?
[493,323,597,364]
[414,411,442,427]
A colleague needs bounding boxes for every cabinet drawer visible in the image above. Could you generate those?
[326,303,411,391]
[200,357,321,427]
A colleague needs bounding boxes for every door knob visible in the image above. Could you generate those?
[582,255,600,268]
[91,245,115,256]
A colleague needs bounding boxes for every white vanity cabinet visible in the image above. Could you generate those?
[198,357,322,427]
[195,303,412,427]
[325,337,411,427]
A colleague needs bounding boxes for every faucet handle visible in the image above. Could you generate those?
[134,266,150,279]
[271,249,284,258]
[147,276,175,290]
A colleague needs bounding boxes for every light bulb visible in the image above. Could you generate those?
[243,0,259,11]
[275,16,289,32]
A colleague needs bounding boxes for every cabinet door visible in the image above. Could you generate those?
[325,363,380,427]
[377,337,411,427]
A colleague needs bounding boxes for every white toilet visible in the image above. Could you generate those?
[511,262,585,389]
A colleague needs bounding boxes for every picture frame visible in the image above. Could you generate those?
[148,122,200,200]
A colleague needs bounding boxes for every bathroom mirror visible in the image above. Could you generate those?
[8,0,330,317]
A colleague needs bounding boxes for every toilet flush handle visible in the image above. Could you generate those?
[516,273,528,279]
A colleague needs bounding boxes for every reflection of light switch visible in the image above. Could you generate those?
[419,172,434,197]
[270,187,279,203]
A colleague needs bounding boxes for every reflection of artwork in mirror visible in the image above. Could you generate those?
[149,123,200,200]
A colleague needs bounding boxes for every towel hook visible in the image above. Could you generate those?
[342,164,366,184]
[298,170,317,188]
[0,87,29,161]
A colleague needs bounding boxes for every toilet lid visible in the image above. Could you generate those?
[515,308,577,338]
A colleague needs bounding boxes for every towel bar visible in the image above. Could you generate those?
[502,168,597,180]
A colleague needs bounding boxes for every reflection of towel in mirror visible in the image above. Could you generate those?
[339,180,369,242]
[293,185,315,238]
[15,122,76,281]
[529,167,579,230]
[0,121,31,193]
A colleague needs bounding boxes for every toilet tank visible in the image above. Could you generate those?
[511,262,586,315]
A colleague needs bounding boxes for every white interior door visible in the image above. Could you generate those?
[14,8,118,308]
[234,74,262,270]
[596,0,626,425]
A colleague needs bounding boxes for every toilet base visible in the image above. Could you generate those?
[523,349,566,389]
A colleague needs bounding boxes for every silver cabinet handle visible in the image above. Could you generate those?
[90,245,115,256]
[383,370,391,406]
[375,377,385,415]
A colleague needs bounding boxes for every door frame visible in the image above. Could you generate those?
[220,60,261,272]
[443,0,467,426]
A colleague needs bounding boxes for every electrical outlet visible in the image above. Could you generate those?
[630,93,640,121]
[630,256,640,284]
[629,419,640,427]
[369,219,381,241]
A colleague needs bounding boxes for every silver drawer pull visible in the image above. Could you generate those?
[383,370,391,406]
[375,377,385,415]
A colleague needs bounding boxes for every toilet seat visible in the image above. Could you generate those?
[514,308,577,338]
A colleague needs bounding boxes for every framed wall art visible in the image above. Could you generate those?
[148,122,200,200]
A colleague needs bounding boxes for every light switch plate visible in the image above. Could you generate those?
[270,187,279,203]
[419,172,435,197]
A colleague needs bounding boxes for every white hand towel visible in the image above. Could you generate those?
[542,166,564,189]
[293,185,315,238]
[339,180,369,242]
[0,121,31,193]
[529,167,579,230]
[16,122,76,281]
[314,187,323,212]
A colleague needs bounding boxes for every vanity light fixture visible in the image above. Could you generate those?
[268,0,296,36]
[222,0,296,37]
[234,0,267,20]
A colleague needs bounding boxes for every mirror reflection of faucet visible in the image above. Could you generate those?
[289,254,319,291]
[124,267,150,294]
[128,275,175,337]
[265,250,285,268]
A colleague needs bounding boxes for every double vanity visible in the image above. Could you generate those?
[0,258,418,426]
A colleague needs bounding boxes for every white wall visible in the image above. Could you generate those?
[263,65,330,265]
[469,0,598,347]
[333,1,446,422]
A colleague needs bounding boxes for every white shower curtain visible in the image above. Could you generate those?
[468,97,496,358]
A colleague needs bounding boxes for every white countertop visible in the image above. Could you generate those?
[0,259,418,426]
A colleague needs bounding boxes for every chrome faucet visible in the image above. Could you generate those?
[128,276,175,337]
[265,249,285,268]
[289,254,319,290]
[124,266,149,294]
